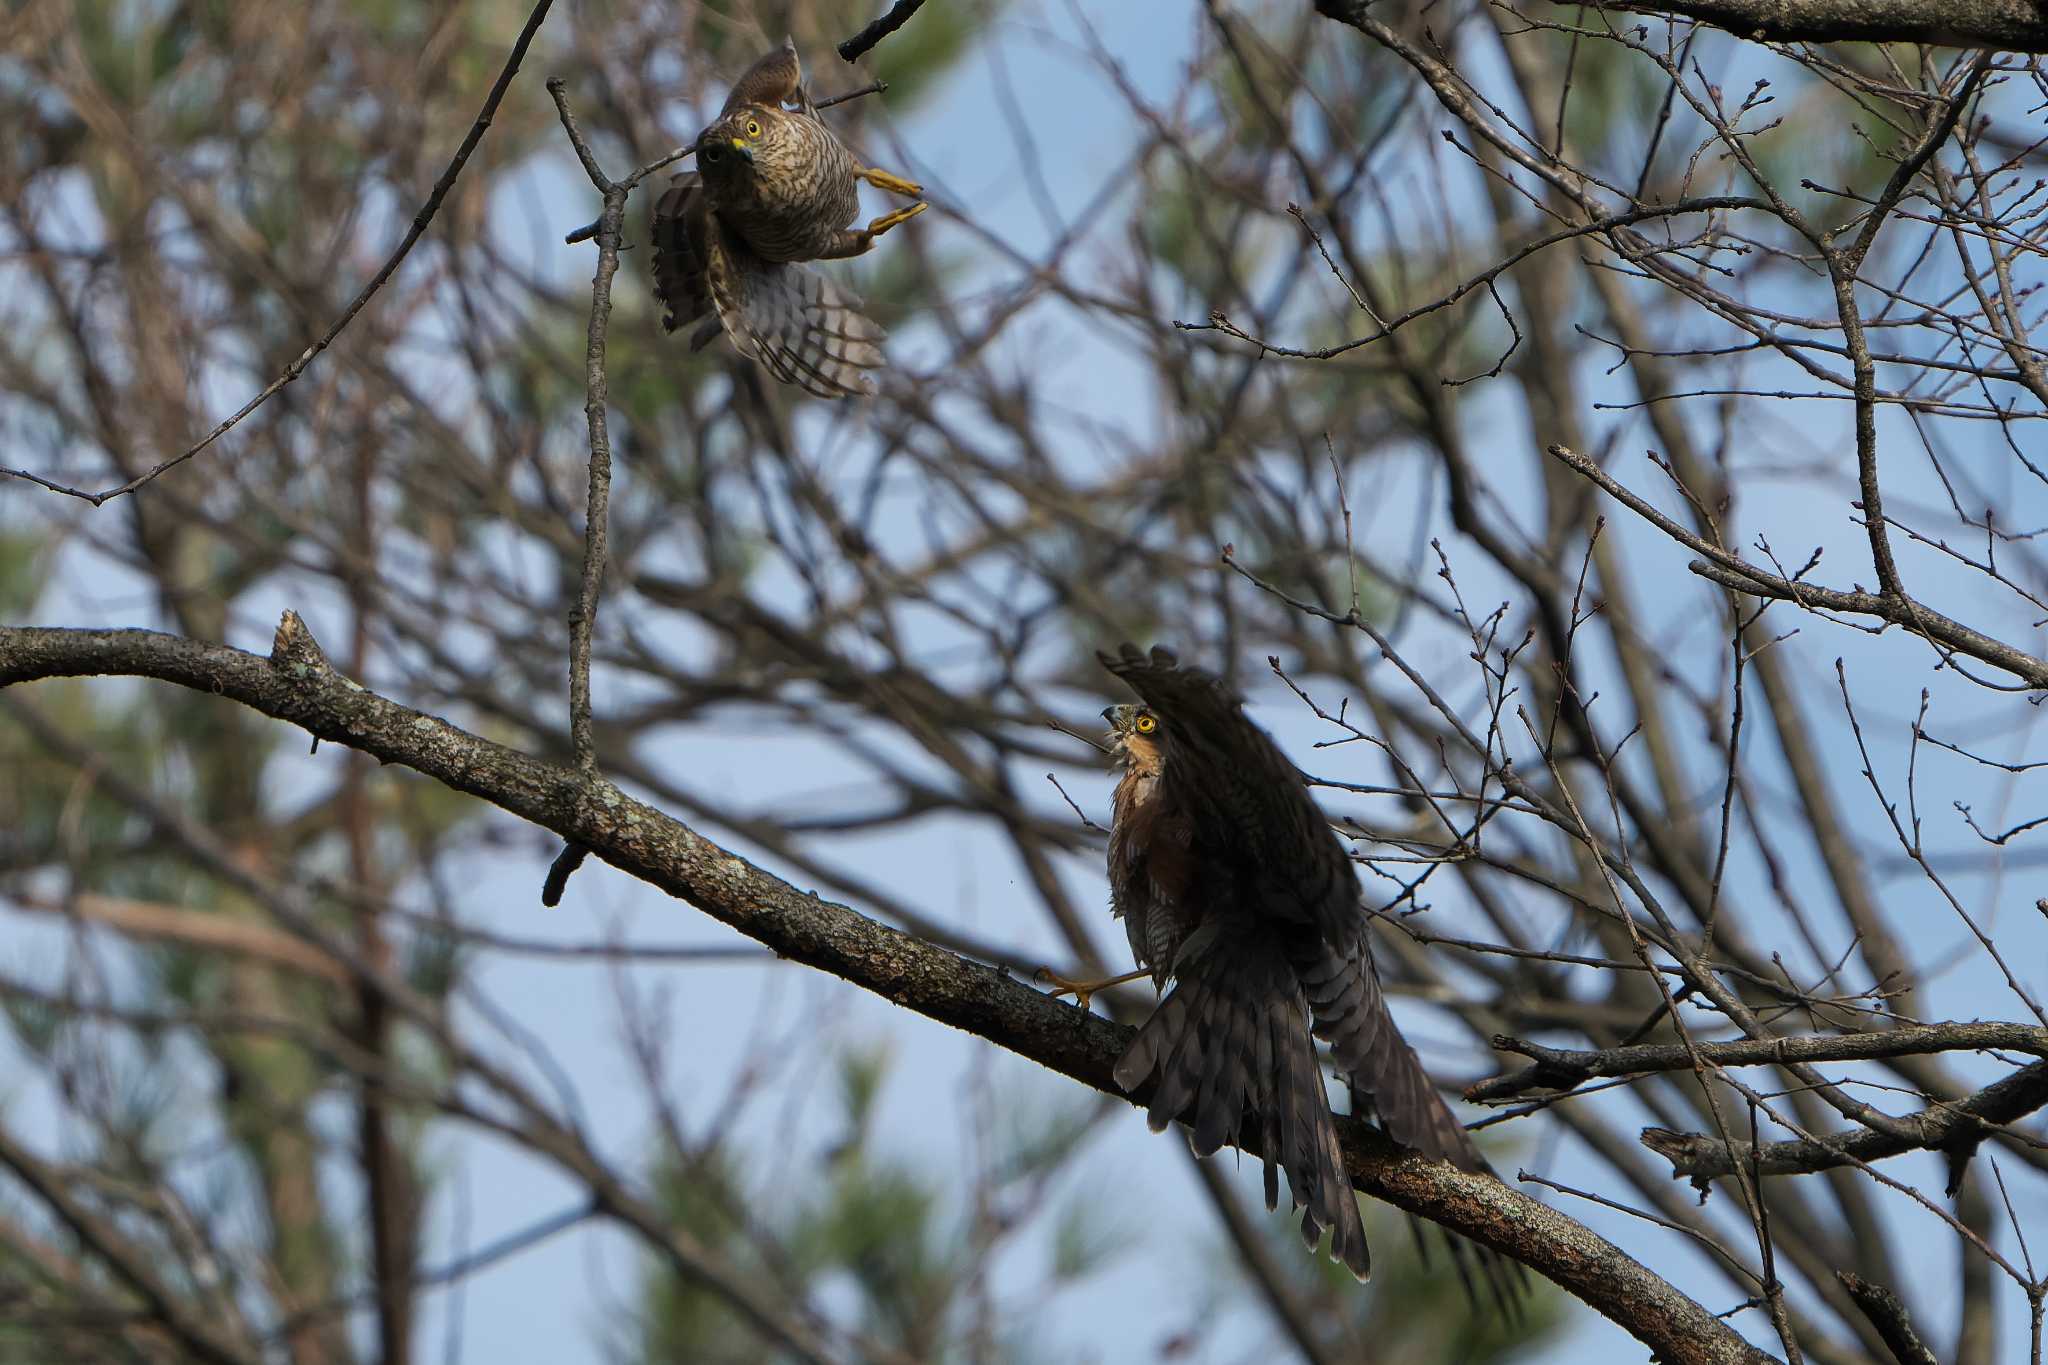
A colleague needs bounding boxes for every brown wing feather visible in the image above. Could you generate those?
[1099,645,1361,943]
[649,173,719,348]
[1299,941,1489,1173]
[1112,927,1371,1278]
[720,37,802,116]
[1098,643,1496,1205]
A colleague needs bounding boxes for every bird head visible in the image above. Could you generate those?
[696,107,769,176]
[1101,703,1163,761]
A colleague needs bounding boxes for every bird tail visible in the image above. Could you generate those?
[707,245,886,400]
[1299,939,1487,1173]
[1113,932,1371,1278]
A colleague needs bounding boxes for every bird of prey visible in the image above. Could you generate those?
[1078,643,1494,1279]
[650,39,927,399]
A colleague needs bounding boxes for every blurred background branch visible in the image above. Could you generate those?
[3,1,2046,1362]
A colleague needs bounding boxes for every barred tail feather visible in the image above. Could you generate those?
[1114,938,1371,1279]
[706,236,885,400]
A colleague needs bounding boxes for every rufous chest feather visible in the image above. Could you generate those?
[1110,763,1194,905]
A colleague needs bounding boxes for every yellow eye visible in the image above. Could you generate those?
[745,119,761,137]
[1134,713,1157,734]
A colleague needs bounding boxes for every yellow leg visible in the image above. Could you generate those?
[1034,965,1149,1011]
[822,202,930,261]
[860,165,925,199]
[862,200,927,241]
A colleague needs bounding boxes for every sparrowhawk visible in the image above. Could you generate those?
[1078,644,1497,1280]
[650,39,926,398]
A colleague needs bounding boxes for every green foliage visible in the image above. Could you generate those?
[1046,1182,1130,1282]
[1748,78,1901,229]
[402,918,466,999]
[638,1047,1112,1365]
[0,531,47,620]
[1218,1185,1567,1364]
[1141,158,1272,302]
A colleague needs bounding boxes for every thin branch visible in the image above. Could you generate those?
[1546,443,2048,691]
[0,0,558,504]
[1473,1023,2048,1103]
[1643,1059,2048,1181]
[543,77,625,905]
[839,0,935,63]
[0,1125,258,1365]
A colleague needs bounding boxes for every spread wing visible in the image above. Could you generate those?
[649,173,721,350]
[1096,643,1357,944]
[1098,643,1491,1177]
[653,171,886,399]
[704,230,886,399]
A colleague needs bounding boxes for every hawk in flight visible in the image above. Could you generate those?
[650,39,926,398]
[1085,644,1493,1278]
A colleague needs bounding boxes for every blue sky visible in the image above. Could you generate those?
[8,3,2048,1362]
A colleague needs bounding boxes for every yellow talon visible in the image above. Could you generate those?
[861,166,925,198]
[1034,965,1149,1012]
[863,201,928,240]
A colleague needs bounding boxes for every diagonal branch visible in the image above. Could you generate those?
[6,889,350,984]
[0,613,1779,1365]
[1545,443,2048,690]
[839,0,935,63]
[1836,1273,1941,1365]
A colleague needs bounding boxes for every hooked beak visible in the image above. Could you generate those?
[1100,706,1118,724]
[728,138,752,164]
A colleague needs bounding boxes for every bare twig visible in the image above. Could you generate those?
[541,77,627,906]
[0,0,558,504]
[839,0,935,63]
[1836,1272,1941,1365]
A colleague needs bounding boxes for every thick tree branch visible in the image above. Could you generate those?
[1318,0,2048,52]
[1541,0,2048,55]
[0,616,1779,1365]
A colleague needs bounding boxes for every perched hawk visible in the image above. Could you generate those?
[1092,644,1493,1279]
[650,39,926,398]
